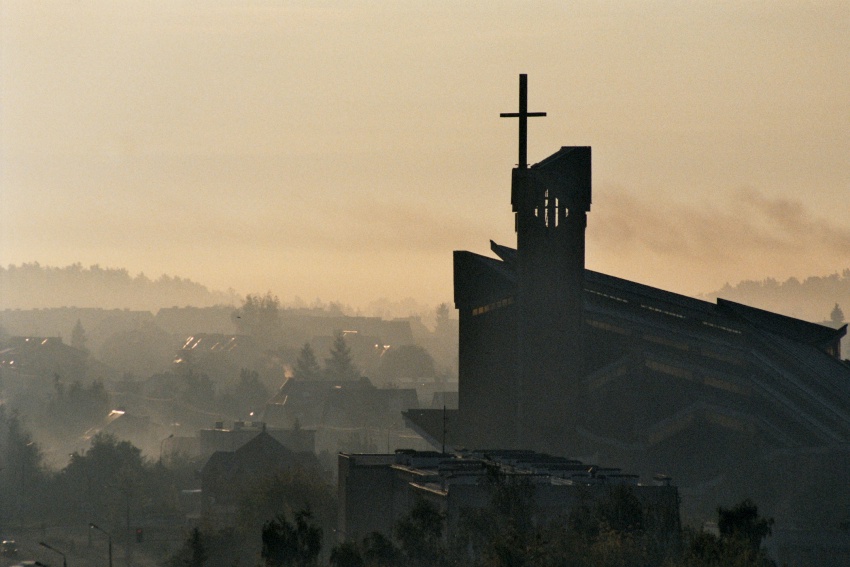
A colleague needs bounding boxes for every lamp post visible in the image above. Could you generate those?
[89,523,113,567]
[39,541,67,567]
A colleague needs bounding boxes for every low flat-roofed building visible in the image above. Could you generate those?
[338,449,680,551]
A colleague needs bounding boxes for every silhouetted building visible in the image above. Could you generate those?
[199,420,315,457]
[405,76,850,526]
[200,429,319,524]
[264,377,418,431]
[338,449,680,550]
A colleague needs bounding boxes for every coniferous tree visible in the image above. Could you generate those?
[70,318,88,353]
[325,332,359,381]
[831,303,845,325]
[293,343,322,381]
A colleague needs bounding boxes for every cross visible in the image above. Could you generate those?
[500,74,546,169]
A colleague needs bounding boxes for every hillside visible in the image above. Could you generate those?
[0,263,240,311]
[701,269,850,324]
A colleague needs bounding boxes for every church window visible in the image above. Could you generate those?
[472,296,514,316]
[586,289,629,304]
[640,304,686,319]
[701,321,742,335]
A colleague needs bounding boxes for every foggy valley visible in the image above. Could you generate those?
[2,1,849,566]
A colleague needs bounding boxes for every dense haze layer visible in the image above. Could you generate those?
[2,2,848,308]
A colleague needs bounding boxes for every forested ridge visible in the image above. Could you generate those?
[0,263,240,310]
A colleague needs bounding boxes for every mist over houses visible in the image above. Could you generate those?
[2,79,850,567]
[0,300,457,462]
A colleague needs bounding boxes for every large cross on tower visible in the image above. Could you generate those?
[500,74,546,169]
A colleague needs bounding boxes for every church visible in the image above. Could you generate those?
[406,75,850,526]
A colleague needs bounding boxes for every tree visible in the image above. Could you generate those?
[831,303,845,325]
[717,499,774,554]
[329,541,364,567]
[236,468,337,553]
[233,292,283,349]
[45,378,110,441]
[70,318,88,353]
[360,532,399,567]
[62,433,148,526]
[293,343,322,381]
[218,369,270,417]
[0,408,46,524]
[329,532,399,567]
[395,499,445,566]
[261,508,322,567]
[679,499,776,567]
[325,332,359,381]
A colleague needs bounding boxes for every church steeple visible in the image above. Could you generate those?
[501,75,592,450]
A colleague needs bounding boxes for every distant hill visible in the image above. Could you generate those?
[701,269,850,324]
[0,263,240,311]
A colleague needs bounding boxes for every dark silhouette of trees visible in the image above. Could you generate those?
[705,269,850,323]
[325,332,359,381]
[218,369,270,417]
[329,541,364,567]
[261,508,322,567]
[678,499,776,567]
[61,432,148,526]
[236,467,336,553]
[435,303,451,335]
[0,407,46,524]
[0,262,238,310]
[329,532,400,567]
[395,499,445,567]
[293,343,322,381]
[717,499,774,554]
[831,303,845,325]
[45,376,110,440]
[360,532,399,567]
[70,318,88,353]
[233,292,284,349]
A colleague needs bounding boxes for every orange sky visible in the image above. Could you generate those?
[2,1,848,309]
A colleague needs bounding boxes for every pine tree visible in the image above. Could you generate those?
[70,318,88,353]
[325,332,359,381]
[831,303,845,325]
[293,343,322,381]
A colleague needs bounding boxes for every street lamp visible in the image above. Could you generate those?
[89,523,113,567]
[39,541,67,567]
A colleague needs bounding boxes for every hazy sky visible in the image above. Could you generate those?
[2,1,848,309]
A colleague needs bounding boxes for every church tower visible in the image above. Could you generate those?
[502,75,591,449]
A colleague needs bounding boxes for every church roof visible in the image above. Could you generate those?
[457,242,846,350]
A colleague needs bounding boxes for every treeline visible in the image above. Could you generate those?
[0,406,336,566]
[2,406,775,567]
[179,479,776,567]
[0,263,240,310]
[703,269,850,323]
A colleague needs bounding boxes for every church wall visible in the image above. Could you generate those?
[457,302,517,448]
